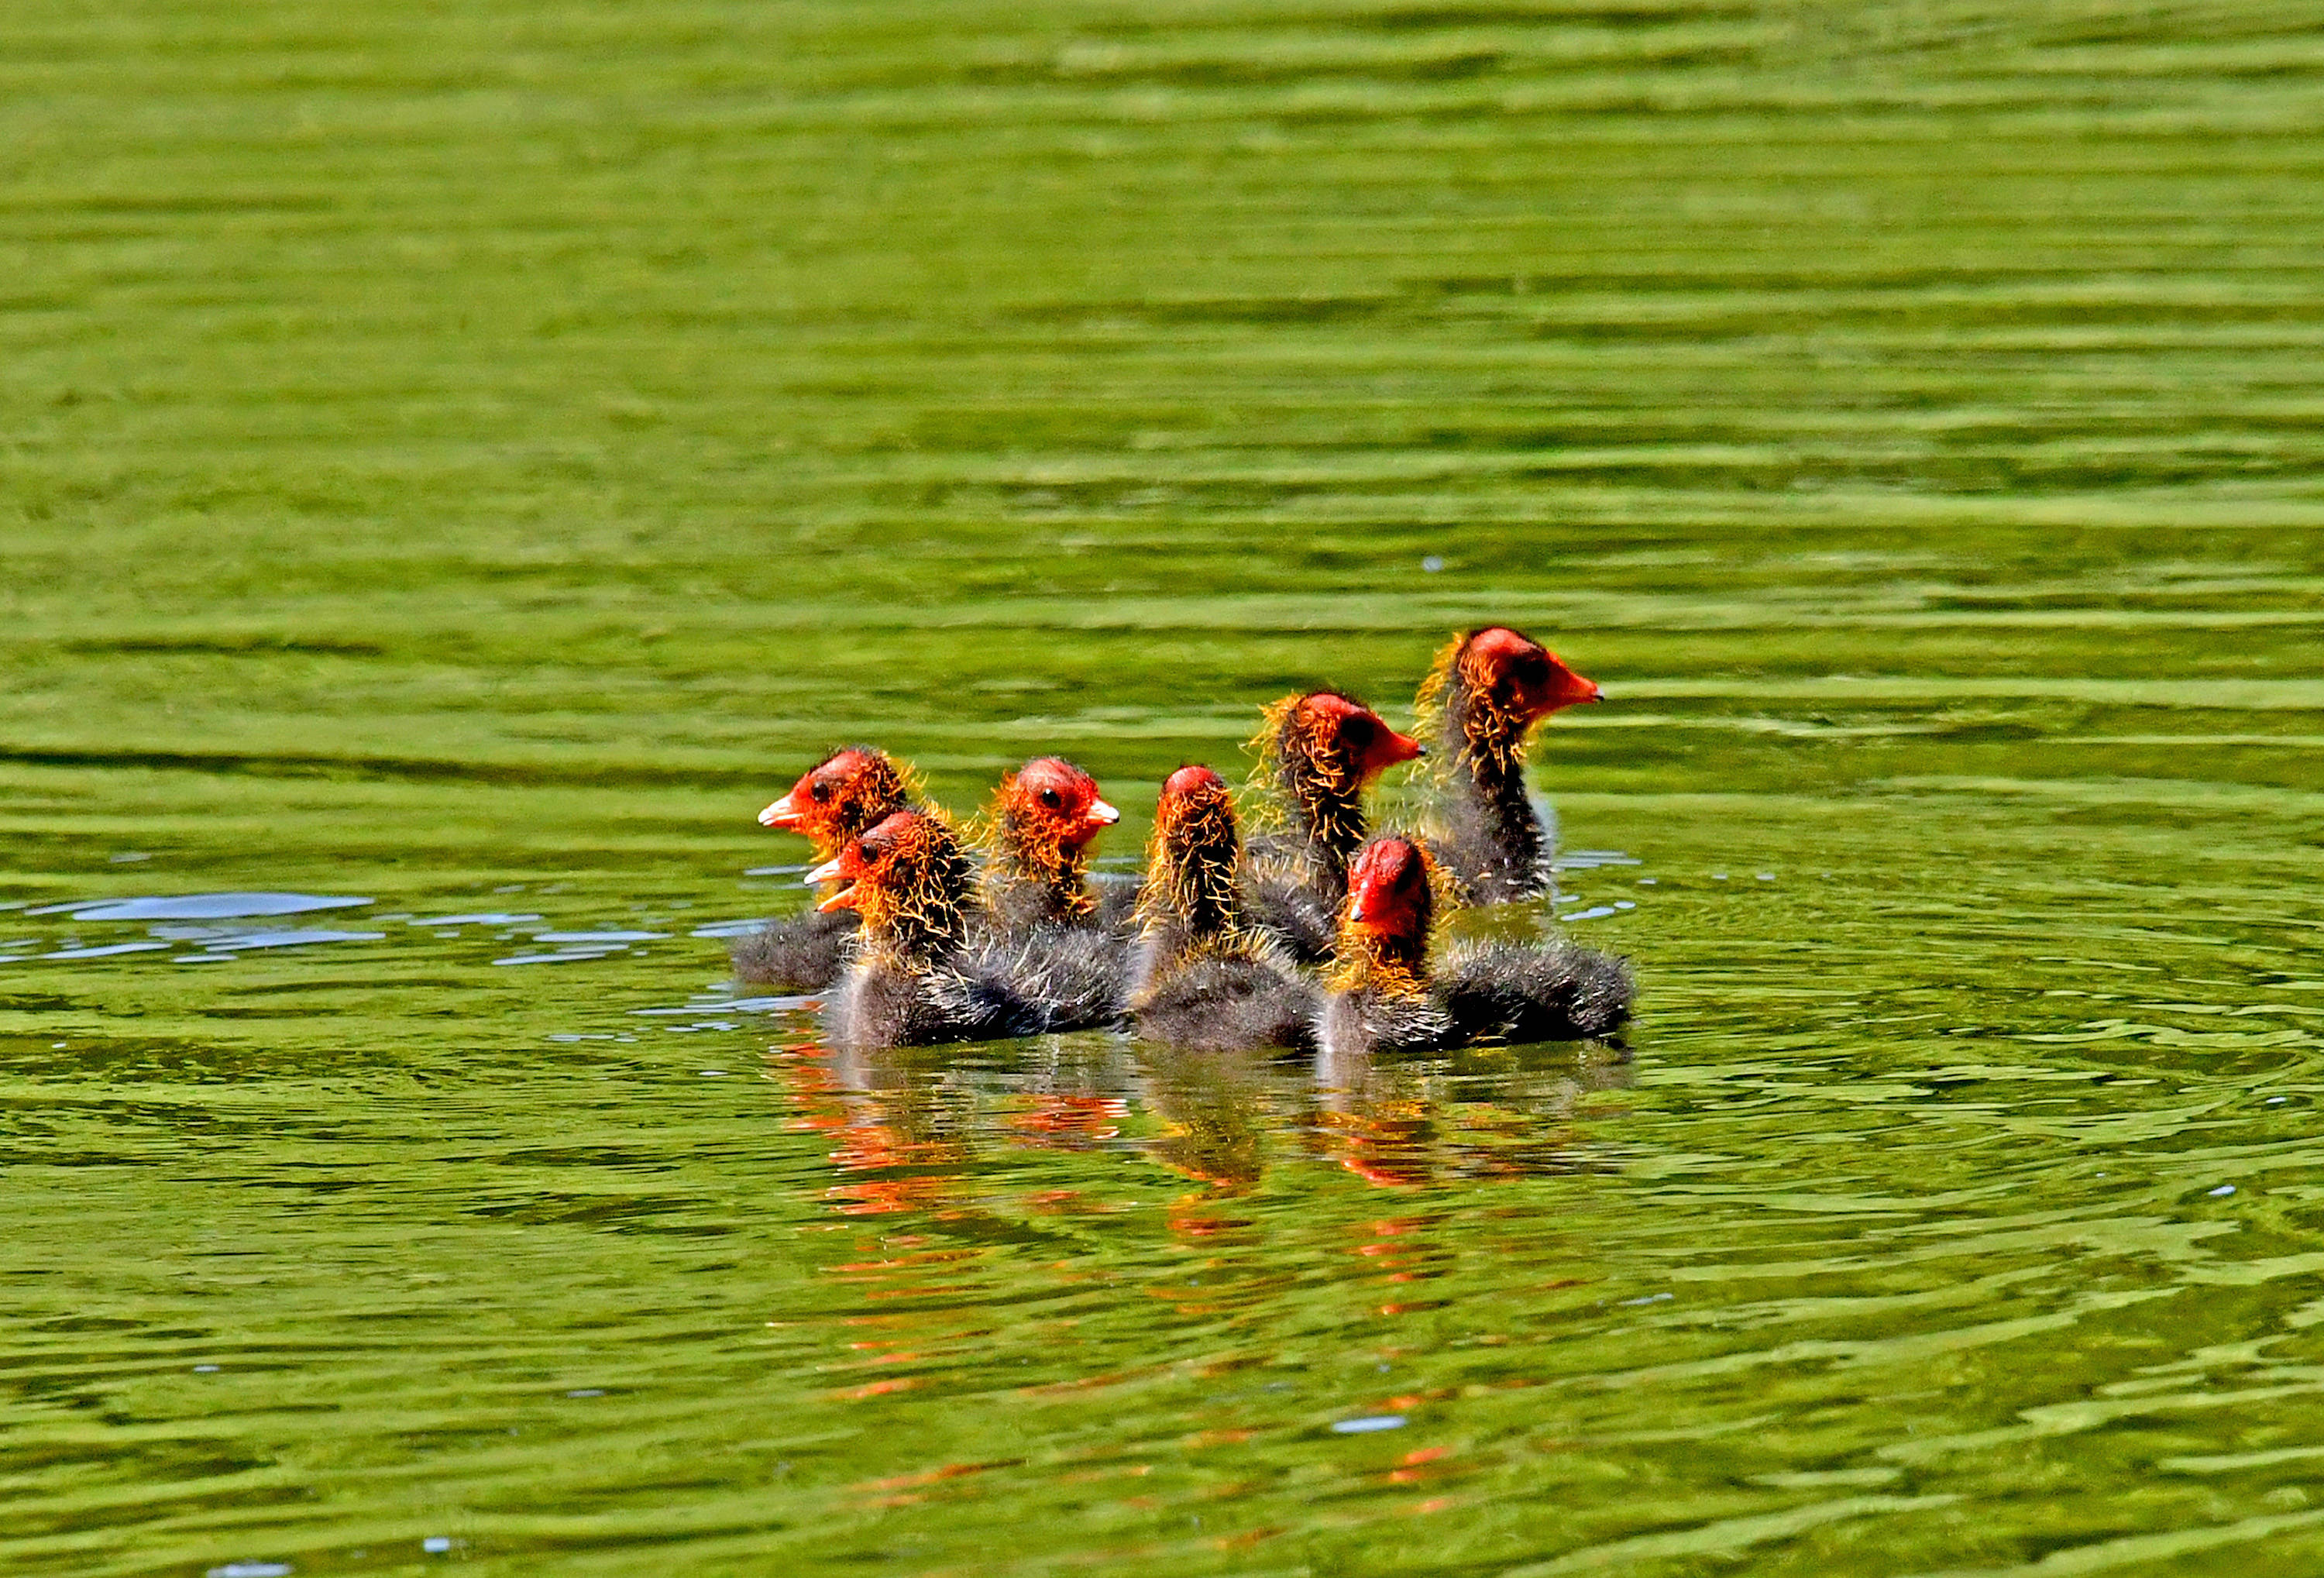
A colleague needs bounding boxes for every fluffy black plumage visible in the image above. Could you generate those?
[1315,985,1456,1060]
[728,908,857,992]
[1243,853,1336,965]
[1138,952,1315,1053]
[1090,873,1142,933]
[1129,764,1315,1052]
[828,954,1047,1047]
[1438,939,1634,1045]
[951,923,1126,1034]
[1316,836,1634,1059]
[1424,766,1549,906]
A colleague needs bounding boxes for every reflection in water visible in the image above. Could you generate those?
[1313,1041,1635,1188]
[777,1025,1640,1222]
[999,1042,1135,1156]
[800,1043,985,1218]
[1138,1046,1274,1191]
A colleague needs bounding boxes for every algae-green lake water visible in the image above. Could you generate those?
[6,1,2324,1573]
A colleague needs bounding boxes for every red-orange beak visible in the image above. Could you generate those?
[1543,658,1604,713]
[1361,725,1425,779]
[805,853,860,912]
[759,791,805,830]
[1346,878,1399,929]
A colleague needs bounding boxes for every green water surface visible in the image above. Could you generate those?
[5,1,2324,1573]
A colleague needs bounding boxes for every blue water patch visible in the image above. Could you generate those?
[37,892,372,922]
[41,940,174,960]
[689,918,772,938]
[197,930,387,952]
[1556,851,1641,870]
[636,995,820,1016]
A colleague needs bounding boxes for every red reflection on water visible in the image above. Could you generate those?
[1166,1197,1250,1239]
[1314,1053,1439,1187]
[1387,1444,1453,1485]
[1007,1093,1126,1146]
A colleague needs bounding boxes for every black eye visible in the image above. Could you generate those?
[1512,653,1548,684]
[811,782,832,802]
[1038,788,1063,810]
[1343,716,1375,746]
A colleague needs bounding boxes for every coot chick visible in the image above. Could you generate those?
[1415,627,1600,903]
[1128,765,1315,1052]
[976,756,1121,930]
[1245,690,1423,962]
[948,756,1128,1032]
[731,747,916,989]
[807,810,1050,1047]
[1316,837,1632,1059]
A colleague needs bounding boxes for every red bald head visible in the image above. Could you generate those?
[1164,764,1226,801]
[999,756,1119,851]
[1459,627,1600,721]
[806,810,929,913]
[1282,692,1424,786]
[759,747,911,855]
[1346,837,1433,939]
[1154,762,1236,844]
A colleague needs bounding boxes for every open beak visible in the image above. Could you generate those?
[759,792,803,830]
[806,856,860,913]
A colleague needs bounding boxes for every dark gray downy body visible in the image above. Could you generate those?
[954,756,1130,1033]
[1130,765,1316,1053]
[1317,836,1634,1061]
